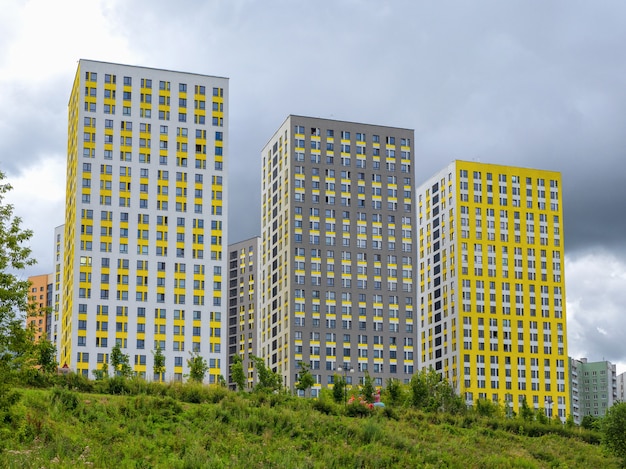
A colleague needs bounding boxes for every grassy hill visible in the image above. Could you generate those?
[0,380,620,468]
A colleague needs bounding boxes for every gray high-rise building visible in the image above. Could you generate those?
[227,237,262,390]
[259,115,417,395]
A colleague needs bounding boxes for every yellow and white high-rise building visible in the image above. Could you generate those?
[57,59,228,381]
[417,161,569,419]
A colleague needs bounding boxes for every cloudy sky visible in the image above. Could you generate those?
[2,0,625,373]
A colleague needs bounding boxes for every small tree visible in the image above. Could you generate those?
[295,362,315,397]
[333,374,345,404]
[362,372,375,403]
[231,355,246,391]
[385,378,403,406]
[250,355,281,392]
[152,346,165,382]
[602,402,626,465]
[35,336,57,374]
[581,414,599,430]
[0,170,37,372]
[519,397,535,421]
[110,343,132,378]
[93,360,108,380]
[187,352,208,383]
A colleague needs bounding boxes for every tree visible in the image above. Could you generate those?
[0,170,37,370]
[581,414,599,430]
[35,336,57,374]
[152,345,165,382]
[250,355,281,392]
[231,355,246,391]
[362,372,375,403]
[385,378,403,406]
[332,374,345,404]
[602,402,626,465]
[110,342,132,378]
[410,368,463,413]
[519,397,535,421]
[187,352,208,383]
[295,362,315,397]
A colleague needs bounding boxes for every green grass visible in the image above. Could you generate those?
[0,384,620,468]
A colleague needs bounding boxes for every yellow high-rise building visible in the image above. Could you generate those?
[55,60,228,381]
[417,161,568,419]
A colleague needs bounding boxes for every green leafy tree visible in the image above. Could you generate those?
[152,345,165,382]
[519,397,535,421]
[110,343,132,378]
[35,336,57,374]
[581,414,599,430]
[385,378,403,406]
[295,362,315,397]
[93,360,108,380]
[410,368,463,413]
[0,170,37,371]
[333,374,345,404]
[362,372,375,403]
[250,355,281,392]
[231,355,246,391]
[602,402,626,465]
[187,352,209,383]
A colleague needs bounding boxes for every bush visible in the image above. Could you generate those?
[50,387,80,412]
[602,402,626,465]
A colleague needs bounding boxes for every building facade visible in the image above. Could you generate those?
[27,273,53,342]
[569,358,618,423]
[227,237,262,390]
[260,115,417,394]
[59,59,228,382]
[417,161,569,419]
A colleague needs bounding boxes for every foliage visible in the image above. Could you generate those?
[186,352,209,383]
[35,337,57,374]
[384,378,403,406]
[346,395,374,416]
[0,385,620,468]
[361,372,375,403]
[0,170,37,372]
[92,360,108,380]
[152,346,165,382]
[110,343,133,378]
[250,355,281,392]
[602,402,626,465]
[332,374,345,404]
[295,362,314,397]
[231,355,246,391]
[581,414,600,430]
[519,397,535,421]
[410,368,464,414]
[475,398,502,418]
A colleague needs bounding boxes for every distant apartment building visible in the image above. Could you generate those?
[570,357,618,423]
[227,237,261,390]
[417,161,569,419]
[26,273,53,342]
[56,59,228,381]
[259,116,417,394]
[617,371,626,403]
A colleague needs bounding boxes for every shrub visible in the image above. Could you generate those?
[50,387,80,412]
[602,402,626,465]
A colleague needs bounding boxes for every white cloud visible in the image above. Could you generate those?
[5,156,66,275]
[566,252,626,374]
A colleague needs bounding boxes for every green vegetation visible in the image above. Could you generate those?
[0,170,624,467]
[0,376,622,468]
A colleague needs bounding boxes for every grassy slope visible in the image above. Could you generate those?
[0,387,620,469]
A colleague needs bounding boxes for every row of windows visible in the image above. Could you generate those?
[86,71,222,97]
[293,126,410,147]
[83,164,223,186]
